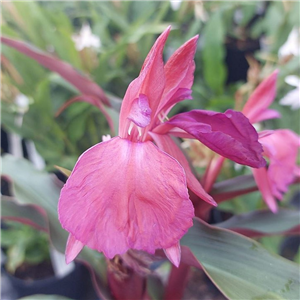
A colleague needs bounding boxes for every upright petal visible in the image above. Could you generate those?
[58,137,194,259]
[242,70,280,123]
[150,132,216,206]
[166,109,266,168]
[156,35,198,117]
[119,27,170,137]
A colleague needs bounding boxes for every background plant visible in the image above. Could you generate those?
[1,1,299,300]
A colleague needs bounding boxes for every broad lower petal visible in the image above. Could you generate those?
[150,132,216,206]
[166,109,266,168]
[58,137,194,259]
[242,70,279,124]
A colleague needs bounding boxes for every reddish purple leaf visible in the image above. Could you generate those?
[56,95,115,134]
[1,36,110,106]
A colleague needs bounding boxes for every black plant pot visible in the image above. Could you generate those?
[225,36,261,85]
[2,262,98,300]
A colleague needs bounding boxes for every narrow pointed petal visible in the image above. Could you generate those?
[150,132,216,206]
[164,242,181,267]
[166,109,266,168]
[250,109,281,123]
[156,35,198,116]
[252,168,278,213]
[242,70,279,123]
[159,88,193,120]
[66,234,84,264]
[119,27,170,137]
[260,129,300,199]
[202,156,226,193]
[58,137,194,258]
[258,130,274,139]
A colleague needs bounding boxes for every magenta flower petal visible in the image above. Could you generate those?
[158,88,193,120]
[250,109,281,123]
[242,70,280,124]
[166,109,266,168]
[150,132,216,206]
[65,234,84,264]
[164,242,181,268]
[119,27,170,137]
[260,129,300,199]
[157,35,198,116]
[127,94,152,128]
[58,137,194,259]
[252,168,278,213]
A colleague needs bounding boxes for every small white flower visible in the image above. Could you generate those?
[14,93,30,114]
[279,76,300,110]
[102,134,112,142]
[170,0,182,11]
[72,23,101,51]
[278,27,300,57]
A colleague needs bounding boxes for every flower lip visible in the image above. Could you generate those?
[126,94,152,141]
[58,137,194,259]
[127,94,152,128]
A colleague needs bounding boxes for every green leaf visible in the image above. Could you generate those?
[2,196,48,230]
[181,218,300,300]
[217,209,300,235]
[7,244,26,273]
[211,174,258,204]
[238,3,257,27]
[202,10,227,95]
[2,154,67,253]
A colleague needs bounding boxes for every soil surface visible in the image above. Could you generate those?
[13,261,55,281]
[184,268,227,300]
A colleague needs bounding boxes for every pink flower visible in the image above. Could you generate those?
[58,27,265,266]
[242,71,300,212]
[242,70,280,124]
[253,130,300,212]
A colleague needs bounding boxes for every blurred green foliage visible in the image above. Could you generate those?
[1,221,51,274]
